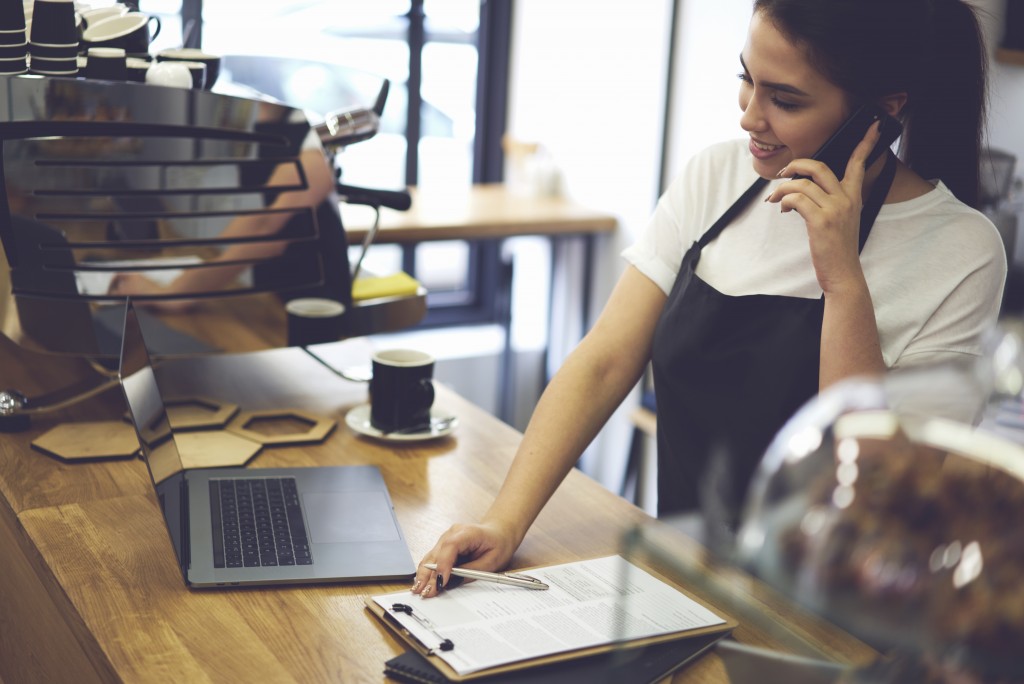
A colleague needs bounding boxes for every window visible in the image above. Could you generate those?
[159,0,510,327]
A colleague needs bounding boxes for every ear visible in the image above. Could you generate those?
[877,93,908,118]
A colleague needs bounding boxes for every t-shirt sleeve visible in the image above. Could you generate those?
[888,213,1007,423]
[623,140,753,295]
[892,217,1006,365]
[621,191,688,295]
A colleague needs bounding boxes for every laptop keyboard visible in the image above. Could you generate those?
[210,477,313,569]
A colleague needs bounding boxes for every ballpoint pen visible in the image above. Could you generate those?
[423,563,550,590]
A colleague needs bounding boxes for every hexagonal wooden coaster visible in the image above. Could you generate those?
[165,396,239,431]
[226,409,336,446]
[175,430,262,469]
[31,421,140,461]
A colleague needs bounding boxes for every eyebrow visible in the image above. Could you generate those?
[738,54,810,97]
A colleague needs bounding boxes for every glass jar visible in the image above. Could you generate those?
[735,338,1024,682]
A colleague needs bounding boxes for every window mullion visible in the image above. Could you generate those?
[181,0,202,48]
[405,0,424,186]
[473,0,512,184]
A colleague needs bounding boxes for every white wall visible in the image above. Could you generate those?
[506,1,674,488]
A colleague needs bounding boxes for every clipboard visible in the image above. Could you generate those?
[365,556,736,682]
[382,632,730,684]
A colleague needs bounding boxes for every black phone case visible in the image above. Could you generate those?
[794,104,902,180]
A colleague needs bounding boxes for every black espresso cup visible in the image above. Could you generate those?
[124,55,149,82]
[369,349,435,433]
[28,41,76,59]
[0,30,27,46]
[84,46,126,81]
[81,12,159,56]
[0,55,27,74]
[0,42,27,59]
[170,58,205,89]
[285,297,346,347]
[29,54,76,75]
[28,0,77,46]
[0,0,26,32]
[156,47,220,90]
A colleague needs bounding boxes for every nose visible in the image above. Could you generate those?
[739,92,766,133]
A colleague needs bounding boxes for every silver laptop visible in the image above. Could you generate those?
[117,299,416,588]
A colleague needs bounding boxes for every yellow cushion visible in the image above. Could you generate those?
[351,272,421,302]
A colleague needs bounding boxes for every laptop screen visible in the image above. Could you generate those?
[118,299,189,574]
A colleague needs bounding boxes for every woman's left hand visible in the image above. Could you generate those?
[765,120,882,296]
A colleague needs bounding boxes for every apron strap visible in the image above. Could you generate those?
[697,178,768,249]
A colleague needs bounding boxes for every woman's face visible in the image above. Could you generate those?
[738,11,851,179]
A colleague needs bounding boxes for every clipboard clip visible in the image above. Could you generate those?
[391,603,455,653]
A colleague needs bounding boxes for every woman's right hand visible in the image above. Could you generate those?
[411,520,520,598]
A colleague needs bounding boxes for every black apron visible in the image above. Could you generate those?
[650,154,897,523]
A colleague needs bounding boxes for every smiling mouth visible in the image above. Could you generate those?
[751,139,784,152]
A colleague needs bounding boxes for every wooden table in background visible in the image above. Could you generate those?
[343,183,618,245]
[0,337,877,683]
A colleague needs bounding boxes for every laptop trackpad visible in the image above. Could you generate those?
[303,491,400,543]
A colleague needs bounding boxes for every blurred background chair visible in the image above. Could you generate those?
[978,147,1022,314]
[980,147,1018,263]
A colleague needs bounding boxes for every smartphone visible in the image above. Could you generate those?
[794,103,903,180]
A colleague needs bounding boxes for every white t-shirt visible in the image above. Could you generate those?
[624,139,1007,419]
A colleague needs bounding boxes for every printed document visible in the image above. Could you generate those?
[371,555,726,676]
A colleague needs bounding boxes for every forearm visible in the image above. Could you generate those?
[819,273,885,389]
[413,269,662,590]
[482,345,645,544]
[480,268,665,544]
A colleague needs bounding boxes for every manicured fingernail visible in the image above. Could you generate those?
[436,574,444,591]
[763,193,772,202]
[776,166,788,178]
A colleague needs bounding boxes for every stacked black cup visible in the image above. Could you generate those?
[0,0,29,76]
[83,46,126,81]
[29,0,78,76]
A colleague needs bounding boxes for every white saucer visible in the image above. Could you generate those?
[345,404,458,442]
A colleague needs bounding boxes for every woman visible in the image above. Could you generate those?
[414,0,1006,596]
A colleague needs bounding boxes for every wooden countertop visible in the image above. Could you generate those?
[0,338,876,683]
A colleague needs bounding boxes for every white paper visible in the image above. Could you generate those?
[372,555,726,676]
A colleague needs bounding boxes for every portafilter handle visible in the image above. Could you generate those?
[316,107,380,149]
[316,78,389,149]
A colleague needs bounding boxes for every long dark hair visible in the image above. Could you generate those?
[753,0,987,208]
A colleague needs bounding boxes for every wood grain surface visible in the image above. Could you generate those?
[0,340,877,683]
